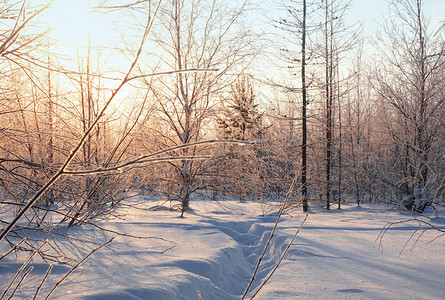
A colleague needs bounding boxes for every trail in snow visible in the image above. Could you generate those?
[76,206,290,300]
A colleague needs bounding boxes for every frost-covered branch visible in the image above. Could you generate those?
[62,139,252,175]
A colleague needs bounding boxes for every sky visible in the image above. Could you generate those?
[39,0,444,52]
[44,0,112,52]
[29,0,443,63]
[349,0,445,35]
[18,0,443,98]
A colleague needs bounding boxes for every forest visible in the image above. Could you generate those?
[1,0,444,298]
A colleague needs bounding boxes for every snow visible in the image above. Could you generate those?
[2,198,445,299]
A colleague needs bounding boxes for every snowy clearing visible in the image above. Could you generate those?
[2,198,445,299]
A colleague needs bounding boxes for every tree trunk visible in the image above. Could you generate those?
[301,0,309,212]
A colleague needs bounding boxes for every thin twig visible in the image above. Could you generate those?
[1,241,47,300]
[86,221,177,246]
[44,238,114,300]
[0,1,54,55]
[0,239,25,261]
[7,266,34,300]
[242,177,299,299]
[250,214,308,299]
[33,264,53,300]
[377,217,445,255]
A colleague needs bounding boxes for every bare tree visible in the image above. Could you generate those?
[371,0,445,211]
[140,0,256,215]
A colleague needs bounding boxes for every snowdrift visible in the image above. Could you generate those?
[2,199,445,299]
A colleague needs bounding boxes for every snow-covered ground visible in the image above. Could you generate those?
[2,198,445,299]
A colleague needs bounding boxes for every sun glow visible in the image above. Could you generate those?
[46,0,99,49]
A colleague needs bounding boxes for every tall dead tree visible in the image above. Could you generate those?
[315,0,357,209]
[275,0,313,211]
[323,0,334,210]
[301,0,309,211]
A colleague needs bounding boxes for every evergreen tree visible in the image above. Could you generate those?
[218,75,264,141]
[215,75,269,201]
